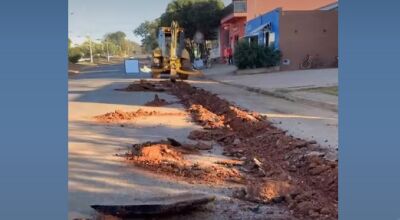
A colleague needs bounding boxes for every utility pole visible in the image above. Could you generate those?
[88,36,93,63]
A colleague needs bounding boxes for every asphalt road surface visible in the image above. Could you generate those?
[68,62,337,219]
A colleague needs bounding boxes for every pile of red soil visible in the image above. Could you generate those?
[120,80,338,219]
[189,104,224,129]
[144,94,171,107]
[132,142,185,166]
[94,109,185,123]
[127,141,244,185]
[234,180,293,204]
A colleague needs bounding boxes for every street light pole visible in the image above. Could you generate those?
[106,40,110,62]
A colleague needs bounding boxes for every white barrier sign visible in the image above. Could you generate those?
[124,59,140,74]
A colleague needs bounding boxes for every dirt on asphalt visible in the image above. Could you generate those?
[114,79,166,92]
[94,109,185,123]
[144,94,172,107]
[113,80,338,220]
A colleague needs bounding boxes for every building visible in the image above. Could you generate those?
[245,8,338,70]
[219,0,338,69]
[219,0,337,55]
[220,0,247,59]
[245,9,280,49]
[246,0,337,20]
[318,2,339,11]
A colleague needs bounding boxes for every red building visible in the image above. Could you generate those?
[220,0,247,60]
[220,0,337,63]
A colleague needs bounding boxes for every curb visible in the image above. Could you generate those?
[206,76,337,112]
[281,92,338,112]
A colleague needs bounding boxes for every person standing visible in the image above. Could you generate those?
[227,46,233,65]
[223,47,229,64]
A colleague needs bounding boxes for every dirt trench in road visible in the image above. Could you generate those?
[78,83,291,219]
[99,80,338,220]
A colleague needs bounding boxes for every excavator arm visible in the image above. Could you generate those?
[151,21,202,81]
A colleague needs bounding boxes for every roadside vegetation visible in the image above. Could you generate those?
[68,32,142,76]
[133,0,225,58]
[234,41,281,69]
[68,31,142,64]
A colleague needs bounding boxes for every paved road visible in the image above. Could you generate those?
[71,62,338,154]
[68,63,293,219]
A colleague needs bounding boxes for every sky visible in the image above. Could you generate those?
[68,0,231,45]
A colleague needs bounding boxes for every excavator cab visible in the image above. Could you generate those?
[151,21,201,80]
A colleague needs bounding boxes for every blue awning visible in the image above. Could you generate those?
[244,22,272,37]
[244,32,258,37]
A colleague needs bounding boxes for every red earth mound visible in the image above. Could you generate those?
[126,141,244,185]
[120,80,338,219]
[94,109,185,123]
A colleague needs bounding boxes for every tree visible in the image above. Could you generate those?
[104,31,140,57]
[68,47,82,63]
[104,31,126,46]
[68,38,72,50]
[78,40,92,57]
[160,0,224,40]
[68,39,82,64]
[158,0,224,60]
[134,20,160,53]
[68,38,83,63]
[134,0,224,55]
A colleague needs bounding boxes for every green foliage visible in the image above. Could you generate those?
[133,0,224,57]
[262,45,281,67]
[68,34,140,62]
[159,0,224,40]
[68,38,72,50]
[68,47,82,63]
[102,31,141,56]
[104,31,127,46]
[69,54,82,63]
[134,20,159,39]
[133,20,160,53]
[234,41,281,69]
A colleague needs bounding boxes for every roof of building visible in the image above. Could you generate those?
[318,1,338,10]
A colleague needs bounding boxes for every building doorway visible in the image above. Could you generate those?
[264,32,269,46]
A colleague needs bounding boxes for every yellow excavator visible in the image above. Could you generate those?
[151,21,202,81]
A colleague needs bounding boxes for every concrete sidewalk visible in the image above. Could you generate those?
[203,67,338,111]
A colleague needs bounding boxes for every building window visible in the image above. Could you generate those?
[264,32,269,46]
[264,32,275,47]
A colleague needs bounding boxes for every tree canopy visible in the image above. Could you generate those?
[160,0,224,40]
[104,31,127,46]
[103,31,141,56]
[133,0,224,53]
[68,31,141,60]
[133,19,160,53]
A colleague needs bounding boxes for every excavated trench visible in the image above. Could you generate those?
[113,79,338,220]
